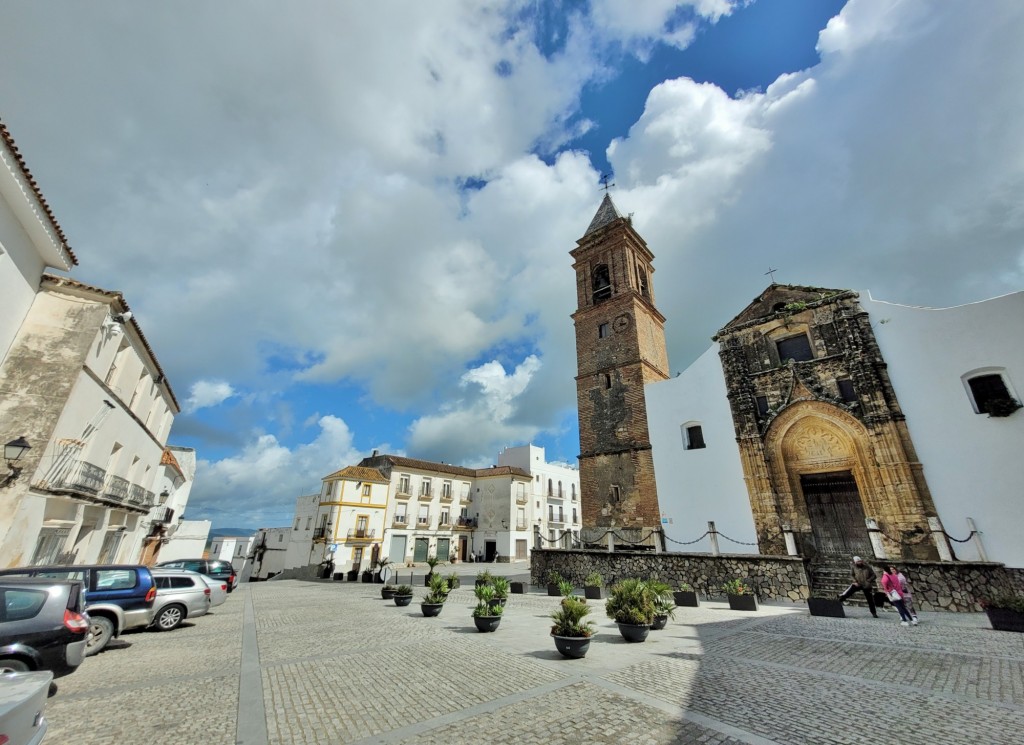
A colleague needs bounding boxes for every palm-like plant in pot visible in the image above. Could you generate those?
[647,580,676,630]
[381,582,397,600]
[472,584,503,632]
[550,597,596,659]
[605,578,656,642]
[392,584,414,607]
[424,554,443,586]
[421,574,449,617]
[490,576,510,608]
[475,569,493,588]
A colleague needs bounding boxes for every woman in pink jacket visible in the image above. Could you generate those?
[881,565,915,627]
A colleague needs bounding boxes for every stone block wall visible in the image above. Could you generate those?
[532,549,1024,612]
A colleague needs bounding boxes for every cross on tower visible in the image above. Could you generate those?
[599,173,615,192]
[765,266,779,284]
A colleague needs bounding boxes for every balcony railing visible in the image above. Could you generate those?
[417,491,433,501]
[393,516,408,527]
[312,527,328,540]
[47,460,107,496]
[548,514,565,525]
[396,487,411,499]
[438,518,451,528]
[151,506,175,524]
[439,493,453,503]
[516,521,527,530]
[128,483,148,505]
[103,475,130,502]
[416,516,430,525]
[455,517,477,530]
[515,494,528,504]
[347,528,376,540]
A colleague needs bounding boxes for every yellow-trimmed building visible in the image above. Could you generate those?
[313,465,391,577]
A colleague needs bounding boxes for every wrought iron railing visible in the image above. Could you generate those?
[62,461,106,495]
[347,528,375,540]
[128,483,148,505]
[455,517,477,529]
[312,528,328,540]
[103,475,130,502]
[152,506,175,524]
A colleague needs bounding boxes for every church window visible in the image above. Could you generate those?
[684,425,706,450]
[603,373,612,389]
[776,334,814,363]
[636,266,649,299]
[837,379,857,403]
[610,485,621,502]
[598,323,609,338]
[592,264,612,303]
[964,370,1020,416]
[756,396,770,418]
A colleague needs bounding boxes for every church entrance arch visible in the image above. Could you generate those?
[800,471,871,557]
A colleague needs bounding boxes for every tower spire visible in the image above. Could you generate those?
[584,193,624,236]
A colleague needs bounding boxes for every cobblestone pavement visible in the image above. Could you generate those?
[43,580,1024,744]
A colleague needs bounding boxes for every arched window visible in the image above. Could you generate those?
[636,265,649,299]
[547,478,553,496]
[592,264,611,303]
[962,368,1021,416]
[557,481,563,497]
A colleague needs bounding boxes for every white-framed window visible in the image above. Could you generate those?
[361,483,372,503]
[293,518,300,530]
[395,504,407,524]
[398,474,411,494]
[417,504,430,525]
[516,482,525,498]
[420,479,431,497]
[31,528,70,566]
[440,509,450,525]
[460,482,470,498]
[442,480,452,498]
[306,517,313,530]
[962,368,1020,416]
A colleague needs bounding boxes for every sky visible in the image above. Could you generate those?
[3,1,1023,530]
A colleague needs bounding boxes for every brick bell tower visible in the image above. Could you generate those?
[571,194,670,535]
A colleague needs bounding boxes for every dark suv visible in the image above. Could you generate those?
[0,565,156,656]
[156,559,237,592]
[0,578,90,678]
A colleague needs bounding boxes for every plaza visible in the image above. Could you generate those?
[44,577,1024,744]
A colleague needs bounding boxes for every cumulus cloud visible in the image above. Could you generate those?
[184,380,236,413]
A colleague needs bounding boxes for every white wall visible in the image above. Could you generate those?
[864,291,1024,568]
[159,520,211,561]
[646,345,759,554]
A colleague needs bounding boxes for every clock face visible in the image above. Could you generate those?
[613,313,632,332]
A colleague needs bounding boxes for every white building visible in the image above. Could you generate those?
[247,527,291,581]
[209,535,256,575]
[157,519,212,563]
[0,121,190,569]
[498,444,582,553]
[138,446,205,564]
[646,289,1024,567]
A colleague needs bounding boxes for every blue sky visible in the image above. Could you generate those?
[3,1,1022,529]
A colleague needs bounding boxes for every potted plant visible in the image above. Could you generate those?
[510,580,527,594]
[361,568,374,584]
[392,584,414,607]
[673,583,699,608]
[421,574,449,617]
[546,570,564,597]
[475,569,493,588]
[584,573,604,600]
[550,596,597,659]
[374,557,392,584]
[424,554,443,586]
[723,579,757,611]
[648,580,676,630]
[807,593,846,618]
[605,578,656,642]
[381,582,397,600]
[472,584,503,632]
[446,572,460,591]
[490,577,510,608]
[981,591,1024,632]
[346,568,358,582]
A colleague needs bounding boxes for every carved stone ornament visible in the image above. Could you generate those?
[791,425,845,461]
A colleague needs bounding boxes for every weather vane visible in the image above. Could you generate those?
[765,266,778,284]
[599,173,615,192]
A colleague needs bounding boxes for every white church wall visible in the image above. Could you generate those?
[646,345,759,554]
[864,290,1024,568]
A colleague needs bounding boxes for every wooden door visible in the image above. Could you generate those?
[800,471,872,557]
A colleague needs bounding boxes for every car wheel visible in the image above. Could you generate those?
[155,604,185,631]
[0,657,31,673]
[86,616,115,656]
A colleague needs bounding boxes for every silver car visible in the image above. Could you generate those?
[149,570,211,631]
[0,670,52,745]
[199,575,228,609]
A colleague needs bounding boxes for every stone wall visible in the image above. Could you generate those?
[532,550,1024,612]
[531,549,810,603]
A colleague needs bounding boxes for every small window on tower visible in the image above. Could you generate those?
[603,373,612,389]
[837,379,857,403]
[592,264,612,303]
[636,266,649,299]
[755,396,769,418]
[610,484,621,502]
[598,323,609,338]
[685,425,706,450]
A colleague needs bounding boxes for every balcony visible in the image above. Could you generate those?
[347,528,376,541]
[548,514,566,526]
[454,517,477,530]
[417,491,433,502]
[438,517,452,528]
[128,483,150,507]
[312,527,328,541]
[151,506,175,524]
[416,517,431,527]
[515,521,527,530]
[396,488,411,500]
[103,475,130,503]
[44,460,106,496]
[392,516,408,528]
[439,492,453,503]
[515,494,528,504]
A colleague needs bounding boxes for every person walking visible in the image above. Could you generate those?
[837,556,879,617]
[896,568,919,624]
[881,565,916,626]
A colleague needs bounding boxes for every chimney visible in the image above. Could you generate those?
[371,449,378,458]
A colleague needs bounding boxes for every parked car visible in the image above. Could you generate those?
[149,570,211,631]
[0,671,52,745]
[200,575,228,609]
[155,559,237,592]
[0,565,156,656]
[0,578,89,679]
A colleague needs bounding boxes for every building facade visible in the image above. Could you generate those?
[312,466,391,576]
[497,444,582,554]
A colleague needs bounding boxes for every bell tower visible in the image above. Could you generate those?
[571,194,670,535]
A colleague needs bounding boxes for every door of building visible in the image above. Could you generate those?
[484,540,497,562]
[389,535,407,564]
[515,539,527,560]
[458,536,468,561]
[801,471,872,557]
[436,538,450,563]
[413,537,429,562]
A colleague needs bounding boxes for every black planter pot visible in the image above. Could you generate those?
[510,581,526,594]
[584,586,603,600]
[394,595,413,607]
[552,634,591,659]
[808,597,846,618]
[616,622,650,643]
[448,578,461,591]
[361,573,373,584]
[986,607,1024,632]
[674,590,699,607]
[421,603,444,617]
[547,583,560,597]
[727,594,758,611]
[651,614,668,630]
[488,597,507,610]
[424,573,434,587]
[475,579,489,588]
[346,570,358,581]
[473,615,502,632]
[381,587,396,600]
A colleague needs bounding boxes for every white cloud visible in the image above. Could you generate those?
[184,380,236,413]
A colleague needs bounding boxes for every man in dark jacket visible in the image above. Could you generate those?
[838,556,878,617]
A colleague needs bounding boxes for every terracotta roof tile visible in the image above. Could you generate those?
[323,465,390,483]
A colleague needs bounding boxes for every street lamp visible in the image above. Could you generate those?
[2,436,31,488]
